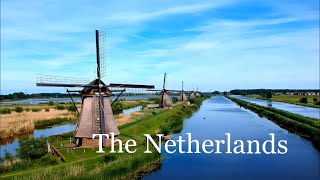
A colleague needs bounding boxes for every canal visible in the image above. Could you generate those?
[144,96,319,179]
[232,95,320,119]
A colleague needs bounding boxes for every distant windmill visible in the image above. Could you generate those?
[189,87,196,99]
[189,85,201,99]
[36,30,154,147]
[147,73,174,108]
[195,86,201,97]
[179,81,187,101]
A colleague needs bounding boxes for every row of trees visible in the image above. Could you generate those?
[0,92,80,101]
[230,89,320,95]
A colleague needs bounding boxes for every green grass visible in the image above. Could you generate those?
[34,117,78,129]
[247,95,320,108]
[0,97,208,179]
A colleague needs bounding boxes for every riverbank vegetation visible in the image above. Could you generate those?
[0,96,209,179]
[227,96,320,149]
[247,95,320,108]
[0,107,78,140]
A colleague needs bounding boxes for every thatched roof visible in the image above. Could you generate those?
[180,91,187,101]
[189,92,196,99]
[160,91,173,107]
[75,96,119,139]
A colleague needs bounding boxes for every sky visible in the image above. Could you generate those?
[1,0,319,94]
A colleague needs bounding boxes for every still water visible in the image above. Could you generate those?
[0,124,76,157]
[145,96,319,179]
[233,95,320,119]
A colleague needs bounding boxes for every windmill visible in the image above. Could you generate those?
[179,81,187,101]
[189,87,196,99]
[36,30,154,147]
[195,86,201,97]
[147,73,173,108]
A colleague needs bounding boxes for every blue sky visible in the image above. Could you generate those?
[1,0,319,94]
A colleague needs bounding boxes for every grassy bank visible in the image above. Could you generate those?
[247,95,320,109]
[0,97,208,179]
[227,96,320,149]
[34,117,78,129]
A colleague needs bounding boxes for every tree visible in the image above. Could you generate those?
[48,101,54,106]
[15,106,24,113]
[172,97,179,103]
[223,91,228,96]
[4,150,14,164]
[266,91,272,99]
[299,97,308,104]
[112,101,123,112]
[16,136,47,160]
[313,98,317,102]
[67,105,77,112]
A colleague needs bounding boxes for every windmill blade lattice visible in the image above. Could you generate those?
[37,74,90,86]
[98,30,107,78]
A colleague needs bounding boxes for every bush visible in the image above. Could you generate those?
[25,108,30,112]
[48,101,54,106]
[17,136,47,160]
[148,97,160,104]
[32,108,41,112]
[67,105,77,112]
[0,108,11,114]
[56,105,65,110]
[112,101,123,112]
[40,155,58,165]
[104,154,116,163]
[172,97,179,103]
[159,125,170,135]
[266,91,272,99]
[45,108,50,112]
[299,97,308,104]
[15,106,24,113]
[313,98,318,102]
[141,104,147,110]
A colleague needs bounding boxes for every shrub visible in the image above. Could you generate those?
[67,105,77,112]
[159,125,170,135]
[148,97,160,104]
[0,108,11,114]
[48,101,54,106]
[16,136,47,160]
[299,97,308,104]
[45,108,50,112]
[104,154,116,163]
[40,155,58,165]
[56,105,65,110]
[313,98,318,102]
[32,108,41,112]
[266,91,272,99]
[25,108,30,112]
[141,104,147,110]
[172,97,179,103]
[112,101,123,112]
[15,106,24,113]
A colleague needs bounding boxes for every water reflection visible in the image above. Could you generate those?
[144,96,319,179]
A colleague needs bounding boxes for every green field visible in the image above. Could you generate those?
[247,95,320,108]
